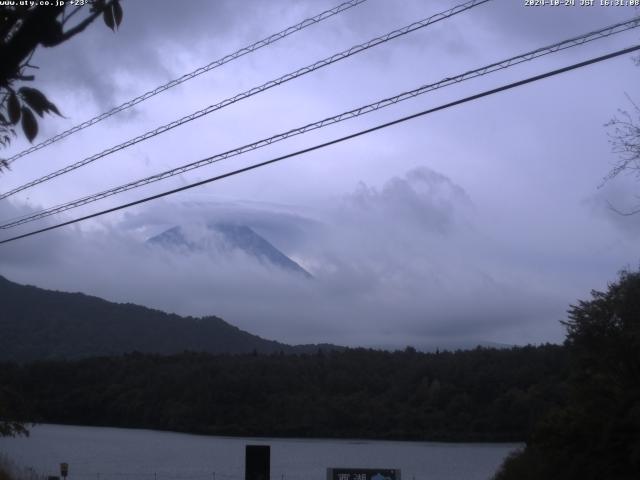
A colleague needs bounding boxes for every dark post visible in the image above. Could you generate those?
[245,445,270,480]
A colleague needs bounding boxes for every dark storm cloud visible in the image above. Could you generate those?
[29,0,283,110]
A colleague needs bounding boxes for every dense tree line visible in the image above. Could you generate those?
[0,344,567,442]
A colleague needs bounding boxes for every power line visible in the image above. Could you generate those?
[0,0,492,200]
[2,16,638,230]
[1,43,638,246]
[3,16,638,227]
[4,0,369,165]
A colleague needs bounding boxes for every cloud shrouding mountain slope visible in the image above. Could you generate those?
[0,166,636,348]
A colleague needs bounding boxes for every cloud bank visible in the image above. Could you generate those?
[0,166,603,349]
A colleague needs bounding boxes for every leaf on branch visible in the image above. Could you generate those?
[47,101,62,117]
[19,87,62,117]
[103,1,123,31]
[20,107,38,142]
[8,93,21,124]
[103,9,115,31]
[103,4,116,31]
[113,0,123,28]
[19,87,49,117]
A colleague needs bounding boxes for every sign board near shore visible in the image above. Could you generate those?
[246,445,270,480]
[327,468,401,480]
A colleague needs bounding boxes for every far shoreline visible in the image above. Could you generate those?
[12,422,526,446]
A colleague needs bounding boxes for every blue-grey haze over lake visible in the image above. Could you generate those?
[0,425,519,480]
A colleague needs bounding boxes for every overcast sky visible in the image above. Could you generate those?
[1,0,639,349]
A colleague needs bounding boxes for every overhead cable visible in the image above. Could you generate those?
[0,0,492,199]
[4,0,369,165]
[1,43,638,246]
[2,16,638,229]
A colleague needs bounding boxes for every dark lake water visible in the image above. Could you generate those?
[0,424,520,480]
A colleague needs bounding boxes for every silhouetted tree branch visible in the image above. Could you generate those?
[605,93,640,184]
[602,54,640,214]
[0,0,123,168]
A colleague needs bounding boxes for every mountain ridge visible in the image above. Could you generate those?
[0,275,338,362]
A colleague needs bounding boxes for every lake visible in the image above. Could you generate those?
[0,424,520,480]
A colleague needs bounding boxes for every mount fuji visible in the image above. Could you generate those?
[147,222,312,278]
